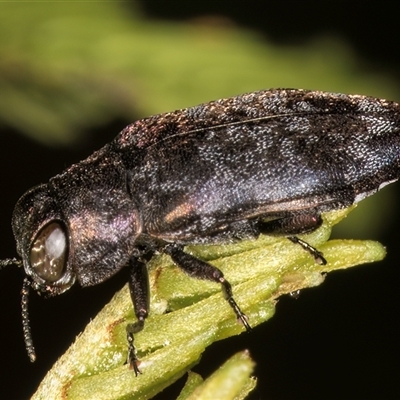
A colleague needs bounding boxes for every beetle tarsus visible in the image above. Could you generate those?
[126,256,150,375]
[219,276,252,332]
[126,321,143,376]
[163,243,251,331]
[288,236,327,265]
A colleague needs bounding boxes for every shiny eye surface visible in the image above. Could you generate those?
[30,222,68,282]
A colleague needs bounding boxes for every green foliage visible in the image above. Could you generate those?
[177,352,256,400]
[31,208,385,399]
[1,2,398,146]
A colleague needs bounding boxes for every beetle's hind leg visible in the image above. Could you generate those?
[126,256,151,375]
[163,244,252,331]
[257,211,327,265]
[287,236,326,265]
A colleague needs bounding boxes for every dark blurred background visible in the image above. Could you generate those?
[0,2,399,399]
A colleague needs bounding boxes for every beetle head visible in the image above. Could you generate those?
[12,184,75,296]
[6,176,140,362]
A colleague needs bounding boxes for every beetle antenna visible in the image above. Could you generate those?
[21,277,36,362]
[0,259,35,360]
[0,257,23,270]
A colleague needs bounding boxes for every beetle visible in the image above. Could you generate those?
[1,88,400,375]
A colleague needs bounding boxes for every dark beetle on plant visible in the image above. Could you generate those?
[1,89,400,374]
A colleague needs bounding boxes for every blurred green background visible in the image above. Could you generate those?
[0,2,399,399]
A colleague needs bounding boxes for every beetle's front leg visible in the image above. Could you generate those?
[126,256,150,375]
[163,243,251,331]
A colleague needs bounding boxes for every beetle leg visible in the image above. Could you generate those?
[163,244,252,331]
[257,211,323,235]
[287,236,327,265]
[126,256,150,375]
[257,212,327,265]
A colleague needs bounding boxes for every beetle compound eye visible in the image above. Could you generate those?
[30,222,68,282]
